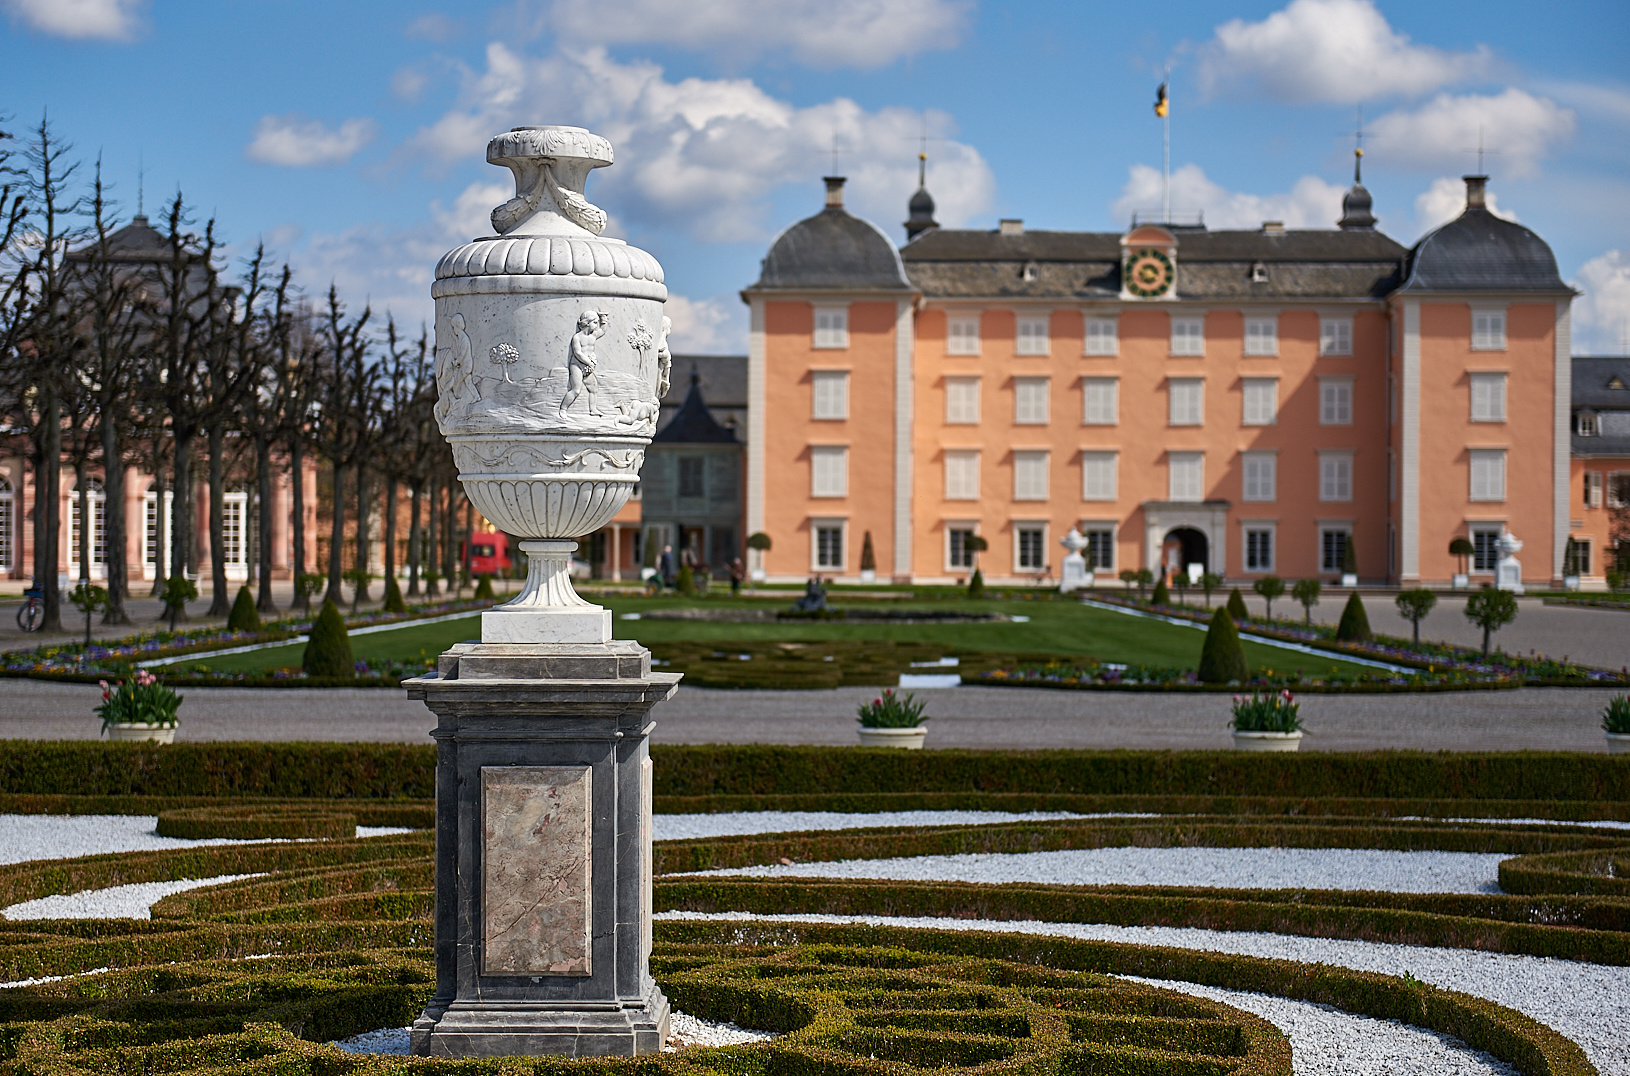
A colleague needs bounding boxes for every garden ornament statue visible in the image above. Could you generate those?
[407,126,678,1060]
[1495,530,1524,594]
[1059,527,1090,592]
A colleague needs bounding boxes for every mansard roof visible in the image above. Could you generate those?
[1400,179,1569,294]
[652,369,739,445]
[750,190,913,292]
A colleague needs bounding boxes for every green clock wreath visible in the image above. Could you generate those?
[1123,248,1174,297]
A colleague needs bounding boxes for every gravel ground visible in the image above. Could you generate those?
[0,814,411,867]
[3,874,262,919]
[1124,976,1518,1076]
[653,810,1120,840]
[690,847,1509,894]
[329,1013,774,1056]
[657,913,1630,1076]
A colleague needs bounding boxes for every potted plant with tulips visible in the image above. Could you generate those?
[1229,689,1304,752]
[857,689,929,749]
[96,670,183,744]
[1603,695,1630,755]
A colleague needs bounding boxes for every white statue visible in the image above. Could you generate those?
[655,315,673,399]
[560,310,609,417]
[1496,530,1524,593]
[433,312,480,424]
[1059,527,1091,593]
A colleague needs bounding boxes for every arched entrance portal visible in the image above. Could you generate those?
[1162,526,1208,583]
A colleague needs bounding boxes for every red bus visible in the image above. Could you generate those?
[461,530,512,576]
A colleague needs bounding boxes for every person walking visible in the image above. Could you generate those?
[728,556,745,597]
[658,544,675,591]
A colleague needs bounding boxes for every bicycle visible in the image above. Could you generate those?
[16,586,43,632]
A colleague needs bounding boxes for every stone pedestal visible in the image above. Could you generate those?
[405,641,679,1058]
[1495,531,1525,594]
[1059,554,1088,593]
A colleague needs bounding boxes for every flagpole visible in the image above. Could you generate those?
[1162,66,1171,224]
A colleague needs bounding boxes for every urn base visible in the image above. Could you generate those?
[412,986,670,1058]
[482,606,612,644]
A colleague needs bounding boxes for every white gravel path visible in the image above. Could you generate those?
[2,874,263,920]
[329,1012,774,1055]
[653,810,1128,840]
[657,912,1629,1076]
[688,846,1508,894]
[0,814,412,866]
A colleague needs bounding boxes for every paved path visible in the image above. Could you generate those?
[4,678,1621,752]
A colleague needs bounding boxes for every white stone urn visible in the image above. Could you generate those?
[105,723,176,744]
[1495,531,1525,594]
[432,126,669,644]
[1230,730,1302,752]
[1059,527,1090,593]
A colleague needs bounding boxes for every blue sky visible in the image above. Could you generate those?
[4,0,1627,353]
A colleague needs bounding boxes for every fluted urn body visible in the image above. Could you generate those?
[433,126,669,642]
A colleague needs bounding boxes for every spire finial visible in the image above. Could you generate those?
[918,150,926,187]
[136,151,144,219]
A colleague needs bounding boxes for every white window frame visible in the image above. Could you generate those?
[945,376,980,425]
[1571,537,1593,575]
[1319,451,1354,502]
[1583,470,1603,508]
[1319,317,1353,356]
[68,478,107,575]
[1170,315,1205,357]
[1470,525,1504,574]
[1471,307,1507,351]
[1169,378,1204,426]
[812,518,847,572]
[1242,522,1276,573]
[143,488,174,576]
[944,450,980,501]
[1081,524,1115,572]
[222,490,248,573]
[1243,315,1278,356]
[813,305,849,349]
[1081,450,1118,502]
[1469,372,1507,423]
[1319,525,1353,573]
[946,312,981,355]
[1319,376,1354,425]
[1242,451,1277,503]
[1013,450,1049,501]
[1082,377,1119,425]
[1083,316,1118,356]
[810,445,849,498]
[1241,377,1278,426]
[1015,313,1051,355]
[1014,377,1049,425]
[1014,521,1049,573]
[945,523,979,572]
[1578,412,1597,436]
[1168,451,1204,502]
[0,475,12,573]
[811,369,849,420]
[1469,449,1507,502]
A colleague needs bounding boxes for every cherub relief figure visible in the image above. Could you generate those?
[559,309,609,416]
[655,315,673,399]
[434,311,480,424]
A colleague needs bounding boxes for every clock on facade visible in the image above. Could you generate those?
[1123,248,1174,298]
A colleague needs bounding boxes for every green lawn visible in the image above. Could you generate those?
[187,595,1380,679]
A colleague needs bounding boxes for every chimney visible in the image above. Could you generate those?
[824,176,846,208]
[999,218,1024,237]
[1261,220,1285,236]
[1464,175,1488,209]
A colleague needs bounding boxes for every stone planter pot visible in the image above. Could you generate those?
[1452,573,1469,589]
[1231,730,1302,752]
[1564,575,1581,591]
[1340,573,1358,588]
[1607,733,1630,755]
[860,569,876,584]
[105,724,176,744]
[858,726,928,749]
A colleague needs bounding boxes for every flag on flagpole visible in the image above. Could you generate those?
[1154,80,1169,118]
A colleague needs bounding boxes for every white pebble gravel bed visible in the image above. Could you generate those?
[652,810,1125,840]
[329,1013,774,1055]
[687,846,1508,894]
[2,874,264,920]
[1123,976,1519,1076]
[0,814,413,867]
[657,912,1629,1076]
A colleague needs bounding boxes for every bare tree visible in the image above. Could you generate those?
[312,285,372,608]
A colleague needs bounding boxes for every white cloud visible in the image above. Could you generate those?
[1,0,144,40]
[542,0,969,68]
[1369,89,1574,178]
[1112,163,1349,230]
[1572,251,1630,355]
[1197,0,1490,104]
[405,12,461,41]
[408,43,996,242]
[246,115,380,168]
[663,293,745,354]
[1411,175,1515,238]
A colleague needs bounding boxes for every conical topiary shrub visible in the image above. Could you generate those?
[382,574,407,614]
[676,563,696,595]
[1198,606,1249,684]
[1335,591,1372,642]
[967,568,984,599]
[227,585,260,632]
[302,599,355,679]
[1150,576,1171,606]
[1226,587,1250,622]
[474,574,496,600]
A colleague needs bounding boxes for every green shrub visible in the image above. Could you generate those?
[473,574,496,600]
[1226,587,1249,622]
[1465,585,1518,655]
[1603,695,1630,735]
[1231,690,1303,733]
[859,531,877,573]
[382,574,407,613]
[1197,607,1248,684]
[1150,576,1170,606]
[226,585,260,632]
[301,600,355,679]
[967,567,984,598]
[1252,575,1285,618]
[676,563,696,595]
[1395,588,1438,645]
[1335,591,1372,642]
[1291,579,1321,624]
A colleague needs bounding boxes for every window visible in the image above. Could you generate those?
[944,450,980,500]
[815,523,845,570]
[1082,451,1118,502]
[1241,378,1277,426]
[1016,314,1050,355]
[1084,317,1118,356]
[810,446,848,497]
[947,313,981,355]
[1169,378,1204,426]
[1319,452,1353,502]
[1472,308,1506,350]
[1608,472,1630,509]
[678,457,705,498]
[1320,317,1353,356]
[1469,449,1506,502]
[1579,412,1597,436]
[69,478,106,570]
[1570,539,1593,575]
[947,527,977,570]
[0,476,11,572]
[1319,378,1353,425]
[143,489,173,573]
[1082,377,1119,425]
[1244,316,1278,356]
[1083,527,1115,571]
[1471,527,1502,573]
[813,306,848,349]
[1168,452,1204,502]
[1013,451,1049,501]
[1584,471,1603,508]
[1242,452,1276,502]
[1014,377,1049,424]
[1320,527,1351,573]
[1170,315,1205,356]
[811,370,849,419]
[1470,373,1507,422]
[1244,526,1275,572]
[1016,525,1047,571]
[945,377,980,424]
[222,492,246,568]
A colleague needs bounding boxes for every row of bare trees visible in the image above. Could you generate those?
[0,115,465,634]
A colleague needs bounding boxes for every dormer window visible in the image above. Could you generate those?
[1250,262,1268,283]
[1609,376,1627,390]
[1021,261,1038,282]
[1578,412,1597,437]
